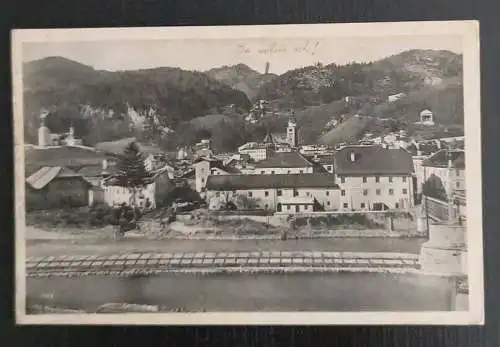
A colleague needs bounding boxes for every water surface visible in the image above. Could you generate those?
[27,272,455,312]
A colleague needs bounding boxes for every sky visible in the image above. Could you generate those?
[22,35,462,75]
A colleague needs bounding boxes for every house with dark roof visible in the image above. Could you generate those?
[334,145,415,211]
[251,151,316,175]
[25,166,93,210]
[205,173,340,212]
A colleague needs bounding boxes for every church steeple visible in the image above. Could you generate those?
[286,109,298,148]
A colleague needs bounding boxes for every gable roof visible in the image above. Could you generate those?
[95,137,164,156]
[422,149,465,169]
[26,166,84,190]
[206,173,339,190]
[334,146,414,176]
[254,151,313,168]
[25,145,116,169]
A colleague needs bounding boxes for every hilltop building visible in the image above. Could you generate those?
[418,109,435,126]
[334,145,416,211]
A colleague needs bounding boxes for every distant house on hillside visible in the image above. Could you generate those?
[417,109,435,126]
[25,166,93,210]
[387,92,406,103]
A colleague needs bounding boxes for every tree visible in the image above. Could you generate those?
[422,174,448,202]
[113,141,154,238]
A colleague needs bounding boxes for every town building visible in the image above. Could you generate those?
[237,142,275,162]
[95,137,166,172]
[205,173,340,212]
[26,166,93,210]
[421,149,465,197]
[334,145,415,211]
[101,166,172,209]
[193,156,240,193]
[251,151,316,175]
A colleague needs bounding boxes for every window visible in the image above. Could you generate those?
[300,170,304,173]
[341,190,346,196]
[271,171,275,174]
[363,189,368,196]
[389,188,394,195]
[456,181,460,188]
[265,204,269,209]
[402,176,407,183]
[293,189,299,197]
[306,192,310,197]
[343,203,348,208]
[327,201,331,206]
[277,190,282,196]
[304,205,308,210]
[248,191,253,197]
[360,203,366,208]
[287,205,291,210]
[375,176,380,183]
[261,171,265,174]
[341,177,345,183]
[201,178,205,183]
[287,170,291,174]
[362,177,367,183]
[264,191,269,197]
[456,169,460,176]
[395,203,399,209]
[402,188,408,195]
[376,189,381,196]
[215,192,220,197]
[389,176,393,183]
[326,191,330,196]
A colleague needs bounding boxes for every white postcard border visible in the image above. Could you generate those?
[12,20,483,325]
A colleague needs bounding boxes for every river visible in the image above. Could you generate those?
[27,272,456,312]
[27,237,426,257]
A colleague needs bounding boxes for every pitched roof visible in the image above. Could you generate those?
[95,137,164,156]
[26,166,83,190]
[77,164,118,177]
[206,173,339,190]
[334,146,414,176]
[422,149,465,169]
[254,151,313,168]
[25,145,116,169]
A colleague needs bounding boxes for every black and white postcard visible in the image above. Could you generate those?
[12,21,483,325]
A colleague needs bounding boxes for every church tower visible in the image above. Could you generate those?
[37,109,50,147]
[286,110,299,148]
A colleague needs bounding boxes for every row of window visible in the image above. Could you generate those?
[260,170,305,174]
[341,188,408,196]
[340,176,408,183]
[247,190,333,198]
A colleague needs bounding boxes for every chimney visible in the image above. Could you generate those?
[350,152,356,162]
